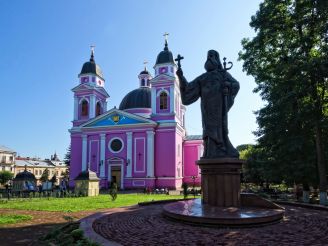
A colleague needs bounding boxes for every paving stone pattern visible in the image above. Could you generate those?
[93,205,328,246]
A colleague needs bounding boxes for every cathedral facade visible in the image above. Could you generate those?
[69,40,202,189]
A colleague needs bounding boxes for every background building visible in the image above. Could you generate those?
[15,153,68,185]
[0,145,16,172]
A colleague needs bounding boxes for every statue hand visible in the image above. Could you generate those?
[223,81,231,95]
[224,81,231,88]
[176,68,183,78]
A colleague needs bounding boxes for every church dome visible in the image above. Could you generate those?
[139,70,150,75]
[155,41,175,65]
[119,87,151,110]
[79,49,104,79]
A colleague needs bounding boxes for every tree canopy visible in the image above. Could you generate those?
[239,0,328,200]
[40,168,50,182]
[0,171,14,185]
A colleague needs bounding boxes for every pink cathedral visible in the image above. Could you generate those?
[69,40,203,189]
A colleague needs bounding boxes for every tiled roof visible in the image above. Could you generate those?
[15,160,56,168]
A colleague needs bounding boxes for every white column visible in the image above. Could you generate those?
[126,132,133,177]
[82,135,87,171]
[100,133,106,178]
[103,100,108,112]
[151,88,156,114]
[146,130,155,177]
[170,85,175,113]
[90,95,96,118]
[74,96,78,120]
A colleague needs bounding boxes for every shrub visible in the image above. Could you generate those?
[70,228,84,241]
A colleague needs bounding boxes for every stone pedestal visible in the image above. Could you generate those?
[197,158,243,207]
[163,157,284,226]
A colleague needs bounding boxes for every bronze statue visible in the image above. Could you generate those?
[176,50,240,158]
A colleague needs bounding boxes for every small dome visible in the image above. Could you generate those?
[80,61,104,79]
[14,170,36,181]
[139,70,150,75]
[79,50,104,79]
[155,41,175,65]
[119,87,151,110]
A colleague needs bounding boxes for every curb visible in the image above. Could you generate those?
[274,200,328,211]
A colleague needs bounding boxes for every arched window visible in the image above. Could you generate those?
[81,100,89,116]
[160,92,168,110]
[96,102,102,116]
[141,79,145,86]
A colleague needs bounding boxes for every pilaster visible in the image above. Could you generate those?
[100,133,106,178]
[126,132,133,177]
[146,130,155,177]
[90,94,96,118]
[170,85,175,113]
[82,135,87,171]
[74,96,78,120]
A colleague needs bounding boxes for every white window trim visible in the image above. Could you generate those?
[108,137,124,153]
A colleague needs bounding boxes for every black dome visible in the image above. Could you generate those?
[119,87,151,110]
[80,61,104,79]
[155,41,175,65]
[139,70,150,75]
[155,50,174,65]
[14,170,36,181]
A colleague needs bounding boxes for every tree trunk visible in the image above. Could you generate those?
[314,124,327,205]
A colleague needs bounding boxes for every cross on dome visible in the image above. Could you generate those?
[90,45,95,61]
[143,60,148,71]
[163,32,169,50]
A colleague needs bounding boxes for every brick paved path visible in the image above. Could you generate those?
[93,205,328,246]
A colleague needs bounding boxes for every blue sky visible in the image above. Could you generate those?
[0,0,263,159]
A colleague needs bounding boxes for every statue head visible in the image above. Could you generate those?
[204,50,223,72]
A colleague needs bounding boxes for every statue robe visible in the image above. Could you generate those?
[179,69,240,158]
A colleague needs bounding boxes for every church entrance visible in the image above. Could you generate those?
[108,158,124,189]
[111,166,121,189]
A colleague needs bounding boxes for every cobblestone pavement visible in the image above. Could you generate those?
[92,205,328,246]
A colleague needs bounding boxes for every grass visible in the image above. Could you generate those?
[0,214,33,225]
[0,193,183,212]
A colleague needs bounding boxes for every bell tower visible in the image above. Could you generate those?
[72,47,109,126]
[138,61,152,88]
[150,34,184,127]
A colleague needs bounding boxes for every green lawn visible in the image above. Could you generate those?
[0,194,183,212]
[0,214,33,225]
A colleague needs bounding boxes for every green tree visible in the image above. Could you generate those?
[51,174,57,185]
[62,169,69,180]
[64,145,71,166]
[0,171,14,185]
[40,168,50,182]
[239,0,328,204]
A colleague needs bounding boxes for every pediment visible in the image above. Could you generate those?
[71,83,109,97]
[81,108,157,128]
[150,74,176,84]
[71,83,93,92]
